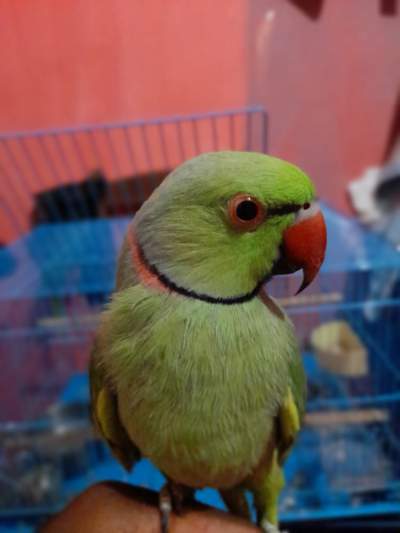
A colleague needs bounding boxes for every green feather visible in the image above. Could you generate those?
[90,151,313,527]
[97,285,300,488]
[135,151,314,297]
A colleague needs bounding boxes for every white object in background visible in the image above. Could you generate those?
[347,167,382,225]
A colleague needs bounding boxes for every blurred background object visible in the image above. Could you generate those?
[310,320,368,377]
[0,1,399,531]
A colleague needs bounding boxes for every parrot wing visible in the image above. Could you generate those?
[244,352,306,526]
[89,342,140,470]
[276,353,307,465]
[257,292,307,464]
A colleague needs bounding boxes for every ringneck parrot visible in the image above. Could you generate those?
[90,151,326,533]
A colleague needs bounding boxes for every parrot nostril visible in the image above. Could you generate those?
[294,201,320,224]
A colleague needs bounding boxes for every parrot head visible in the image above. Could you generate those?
[132,151,326,303]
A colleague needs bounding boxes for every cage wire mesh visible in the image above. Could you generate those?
[0,106,267,421]
[0,106,400,526]
[0,107,266,241]
[269,209,400,521]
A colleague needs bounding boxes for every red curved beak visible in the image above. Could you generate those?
[273,208,327,294]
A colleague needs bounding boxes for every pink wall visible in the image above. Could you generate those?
[0,0,399,242]
[0,0,248,130]
[0,0,249,242]
[249,0,400,213]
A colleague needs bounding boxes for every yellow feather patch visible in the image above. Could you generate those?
[277,388,301,464]
[92,384,139,471]
[96,388,115,442]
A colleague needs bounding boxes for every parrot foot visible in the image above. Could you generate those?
[159,481,193,532]
[159,485,172,533]
[260,519,288,533]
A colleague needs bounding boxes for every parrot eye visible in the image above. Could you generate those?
[228,194,266,231]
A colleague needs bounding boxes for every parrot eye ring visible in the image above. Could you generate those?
[228,194,266,231]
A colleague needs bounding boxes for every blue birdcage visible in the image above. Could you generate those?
[0,107,400,530]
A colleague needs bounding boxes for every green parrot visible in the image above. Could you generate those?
[90,151,326,532]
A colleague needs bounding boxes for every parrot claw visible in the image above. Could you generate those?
[159,480,194,532]
[159,485,172,533]
[260,519,288,533]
